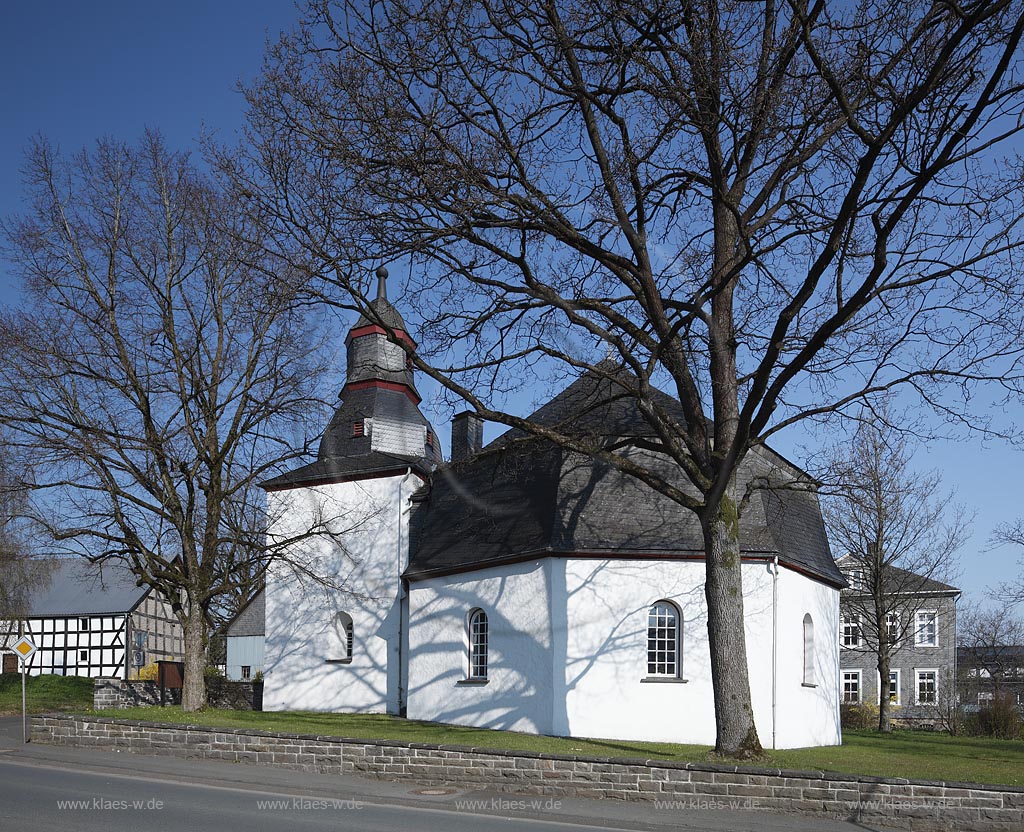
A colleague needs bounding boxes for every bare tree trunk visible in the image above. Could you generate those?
[877,649,892,733]
[180,597,207,712]
[704,497,763,758]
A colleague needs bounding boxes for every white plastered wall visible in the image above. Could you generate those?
[262,473,413,713]
[406,559,555,733]
[407,557,841,748]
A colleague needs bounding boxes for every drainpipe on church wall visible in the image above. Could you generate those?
[771,554,779,750]
[397,467,414,716]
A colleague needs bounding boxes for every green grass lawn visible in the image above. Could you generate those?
[88,707,1024,787]
[0,673,93,715]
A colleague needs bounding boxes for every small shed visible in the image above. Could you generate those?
[225,588,265,681]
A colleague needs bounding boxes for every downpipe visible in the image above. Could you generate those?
[771,554,779,751]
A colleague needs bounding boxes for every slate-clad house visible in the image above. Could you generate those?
[836,555,960,722]
[225,588,265,681]
[261,269,844,749]
[0,559,183,679]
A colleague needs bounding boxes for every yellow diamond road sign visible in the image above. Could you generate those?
[12,636,36,662]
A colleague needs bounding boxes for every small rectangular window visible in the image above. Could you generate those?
[80,618,90,631]
[915,612,938,647]
[841,616,861,648]
[842,670,861,703]
[917,670,938,704]
[79,650,88,663]
[352,421,365,437]
[240,666,251,680]
[886,613,899,645]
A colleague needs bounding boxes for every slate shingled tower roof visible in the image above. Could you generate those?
[262,268,441,490]
[408,366,843,588]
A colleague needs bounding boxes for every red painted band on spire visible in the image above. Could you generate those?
[344,379,422,404]
[347,324,417,349]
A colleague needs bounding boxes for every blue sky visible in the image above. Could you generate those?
[1,1,1021,606]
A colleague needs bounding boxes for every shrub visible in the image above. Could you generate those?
[974,693,1022,740]
[841,702,880,730]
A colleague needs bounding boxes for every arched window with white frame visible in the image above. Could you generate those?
[802,613,815,686]
[647,601,682,678]
[467,608,488,680]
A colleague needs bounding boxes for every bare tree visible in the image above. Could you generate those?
[0,133,344,709]
[958,602,1024,703]
[0,437,50,648]
[234,0,1024,755]
[991,521,1024,606]
[823,415,967,732]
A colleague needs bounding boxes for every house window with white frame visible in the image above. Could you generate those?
[841,669,861,703]
[916,669,938,704]
[647,601,681,678]
[915,611,938,647]
[841,615,861,648]
[879,669,900,704]
[468,608,488,680]
[886,612,899,645]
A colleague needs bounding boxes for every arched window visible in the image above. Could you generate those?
[468,608,488,679]
[647,601,681,678]
[802,613,815,686]
[329,611,354,664]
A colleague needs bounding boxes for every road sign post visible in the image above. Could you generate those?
[12,637,37,744]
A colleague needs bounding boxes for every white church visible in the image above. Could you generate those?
[260,270,843,749]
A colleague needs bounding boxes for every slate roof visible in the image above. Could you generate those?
[262,381,441,490]
[15,559,147,617]
[957,645,1024,668]
[353,295,409,333]
[836,555,960,595]
[408,368,843,587]
[226,588,265,637]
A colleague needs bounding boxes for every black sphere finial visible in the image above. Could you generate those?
[375,265,389,300]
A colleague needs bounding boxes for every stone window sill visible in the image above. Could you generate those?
[324,658,353,665]
[640,677,688,684]
[802,682,817,688]
[456,678,489,686]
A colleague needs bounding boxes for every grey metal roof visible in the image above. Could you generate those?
[408,368,843,587]
[18,559,148,617]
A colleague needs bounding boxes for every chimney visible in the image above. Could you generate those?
[451,411,483,463]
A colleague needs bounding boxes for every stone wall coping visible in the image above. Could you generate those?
[38,713,1024,794]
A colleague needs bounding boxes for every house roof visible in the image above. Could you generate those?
[957,645,1024,668]
[15,559,148,617]
[226,587,265,637]
[836,554,960,595]
[408,368,843,587]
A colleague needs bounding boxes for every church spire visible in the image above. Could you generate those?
[343,266,419,402]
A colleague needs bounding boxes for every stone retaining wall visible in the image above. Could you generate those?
[31,715,1023,832]
[93,678,261,710]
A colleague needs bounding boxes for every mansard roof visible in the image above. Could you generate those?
[408,367,843,588]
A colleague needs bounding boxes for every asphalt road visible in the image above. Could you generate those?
[0,716,890,832]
